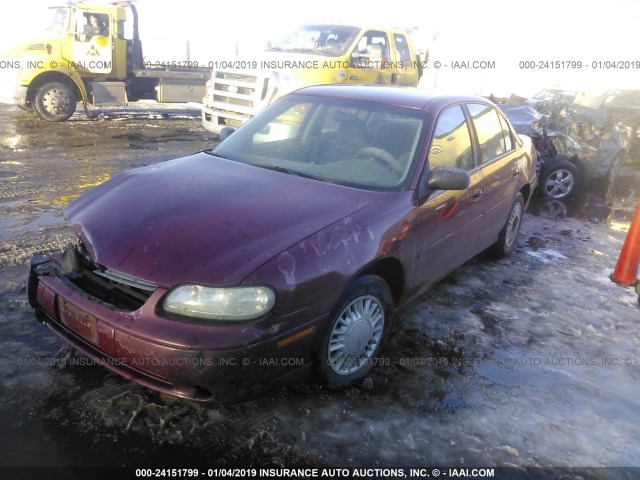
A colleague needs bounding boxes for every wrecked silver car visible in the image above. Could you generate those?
[499,96,628,199]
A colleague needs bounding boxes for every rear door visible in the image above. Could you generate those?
[465,103,520,249]
[412,104,484,289]
[392,33,418,86]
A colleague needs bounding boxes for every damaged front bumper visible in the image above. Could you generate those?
[27,246,313,402]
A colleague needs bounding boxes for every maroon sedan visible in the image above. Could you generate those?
[28,85,537,402]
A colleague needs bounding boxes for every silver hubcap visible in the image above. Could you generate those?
[505,201,522,248]
[42,88,72,115]
[328,295,384,375]
[544,169,574,198]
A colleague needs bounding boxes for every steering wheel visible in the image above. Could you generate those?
[354,147,404,175]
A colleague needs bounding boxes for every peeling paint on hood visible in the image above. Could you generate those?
[64,152,380,287]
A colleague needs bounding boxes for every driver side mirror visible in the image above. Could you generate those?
[219,126,236,141]
[428,166,471,191]
[419,166,470,199]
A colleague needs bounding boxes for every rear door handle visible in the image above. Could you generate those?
[512,168,520,177]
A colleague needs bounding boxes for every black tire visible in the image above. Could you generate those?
[316,275,393,389]
[539,158,579,199]
[34,81,76,122]
[490,193,524,258]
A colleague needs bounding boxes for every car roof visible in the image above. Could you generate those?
[291,84,492,111]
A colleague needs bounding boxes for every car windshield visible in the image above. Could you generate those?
[47,7,70,33]
[268,25,360,57]
[532,88,576,103]
[210,94,426,191]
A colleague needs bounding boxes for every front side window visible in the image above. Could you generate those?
[393,34,412,63]
[211,95,427,191]
[354,31,390,66]
[428,105,474,171]
[77,12,109,41]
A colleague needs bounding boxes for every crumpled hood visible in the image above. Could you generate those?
[65,152,378,287]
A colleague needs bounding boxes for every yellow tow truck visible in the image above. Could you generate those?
[0,1,210,121]
[202,25,425,135]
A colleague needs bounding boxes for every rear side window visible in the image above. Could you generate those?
[428,105,474,171]
[393,34,412,63]
[467,103,508,163]
[497,113,514,151]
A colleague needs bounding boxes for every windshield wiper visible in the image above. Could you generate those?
[263,165,323,181]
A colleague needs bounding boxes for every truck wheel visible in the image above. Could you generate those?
[540,159,579,199]
[315,275,392,389]
[490,194,524,258]
[34,82,76,122]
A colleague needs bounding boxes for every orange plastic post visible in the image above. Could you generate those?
[612,202,640,287]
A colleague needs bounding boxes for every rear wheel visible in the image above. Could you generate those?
[490,194,524,258]
[316,275,393,389]
[34,82,76,122]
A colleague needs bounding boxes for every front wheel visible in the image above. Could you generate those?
[490,194,524,258]
[540,159,579,199]
[316,275,393,389]
[34,82,76,122]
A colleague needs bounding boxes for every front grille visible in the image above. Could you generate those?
[61,243,156,311]
[93,268,157,292]
[209,70,271,115]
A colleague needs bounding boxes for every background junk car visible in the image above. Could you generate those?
[499,90,633,200]
[28,85,537,402]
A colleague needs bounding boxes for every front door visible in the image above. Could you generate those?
[412,104,485,290]
[70,11,112,74]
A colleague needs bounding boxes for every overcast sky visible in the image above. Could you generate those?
[1,0,639,96]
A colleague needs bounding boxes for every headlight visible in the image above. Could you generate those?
[163,284,275,321]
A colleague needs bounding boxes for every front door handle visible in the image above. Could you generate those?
[471,189,483,201]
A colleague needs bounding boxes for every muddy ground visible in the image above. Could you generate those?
[1,104,639,479]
